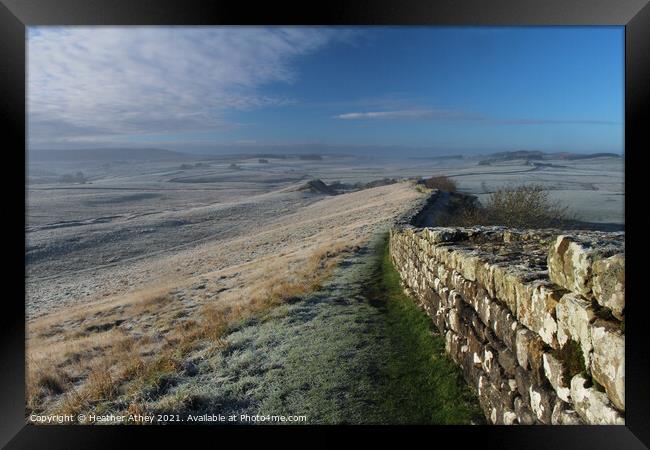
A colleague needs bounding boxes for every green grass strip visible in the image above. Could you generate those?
[368,234,484,424]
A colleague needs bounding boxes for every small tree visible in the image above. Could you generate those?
[423,176,458,192]
[447,184,572,228]
[483,184,570,228]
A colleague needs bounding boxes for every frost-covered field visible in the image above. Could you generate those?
[25,151,622,420]
[26,153,623,317]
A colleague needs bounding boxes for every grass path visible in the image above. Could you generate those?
[150,233,483,424]
[368,236,483,424]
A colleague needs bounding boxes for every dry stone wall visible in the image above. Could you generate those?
[389,225,625,425]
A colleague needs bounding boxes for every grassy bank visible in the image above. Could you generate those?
[368,234,484,424]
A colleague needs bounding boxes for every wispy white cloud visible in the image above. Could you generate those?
[333,109,475,120]
[28,27,354,146]
[334,109,619,125]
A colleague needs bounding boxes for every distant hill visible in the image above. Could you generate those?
[409,155,465,160]
[28,148,194,162]
[552,152,622,160]
[480,150,545,163]
[280,178,339,195]
[299,179,338,195]
[478,150,621,165]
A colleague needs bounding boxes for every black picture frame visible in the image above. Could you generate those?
[1,0,648,448]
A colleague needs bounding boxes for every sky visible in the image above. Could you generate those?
[27,26,624,156]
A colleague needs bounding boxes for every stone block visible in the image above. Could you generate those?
[502,408,518,425]
[471,314,488,342]
[466,326,485,367]
[548,234,623,298]
[433,307,447,333]
[484,328,502,352]
[483,379,513,424]
[438,285,450,304]
[433,246,453,271]
[590,319,625,411]
[556,292,595,370]
[458,253,481,282]
[449,290,463,309]
[492,304,518,352]
[570,374,624,425]
[483,345,505,386]
[515,326,534,370]
[493,265,519,315]
[514,396,536,425]
[543,352,571,402]
[515,366,532,404]
[481,345,496,376]
[551,400,583,425]
[446,307,464,335]
[517,281,563,348]
[460,350,482,386]
[460,278,479,303]
[498,379,518,410]
[476,262,497,299]
[445,330,464,364]
[529,383,556,424]
[548,235,595,297]
[592,254,624,320]
[477,294,492,327]
[514,327,545,384]
[459,299,478,325]
[497,348,517,378]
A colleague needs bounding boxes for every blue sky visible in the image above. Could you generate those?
[28,26,624,155]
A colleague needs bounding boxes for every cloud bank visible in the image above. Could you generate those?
[28,27,352,146]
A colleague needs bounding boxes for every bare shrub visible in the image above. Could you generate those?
[483,184,570,228]
[447,184,572,229]
[423,176,457,192]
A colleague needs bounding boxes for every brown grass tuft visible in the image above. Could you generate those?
[85,365,118,401]
[56,389,90,417]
